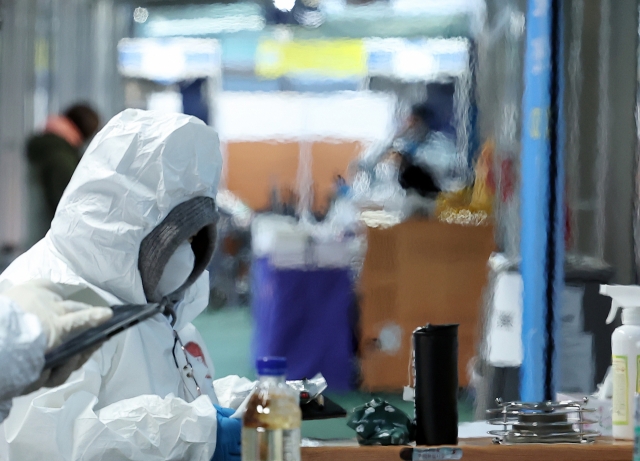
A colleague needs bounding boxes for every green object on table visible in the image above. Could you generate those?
[347,398,414,446]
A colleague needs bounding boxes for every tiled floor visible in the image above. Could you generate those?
[193,307,473,439]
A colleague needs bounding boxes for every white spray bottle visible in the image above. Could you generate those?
[600,284,640,439]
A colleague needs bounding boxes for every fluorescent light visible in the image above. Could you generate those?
[146,14,265,37]
[274,0,295,12]
[118,38,221,81]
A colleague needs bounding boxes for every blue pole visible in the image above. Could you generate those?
[519,0,565,402]
[550,0,566,402]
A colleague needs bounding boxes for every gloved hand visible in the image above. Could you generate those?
[212,405,241,461]
[3,280,113,393]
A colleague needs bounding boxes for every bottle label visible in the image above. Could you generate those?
[613,355,629,425]
[410,448,463,460]
[637,356,640,393]
[242,427,301,461]
[282,429,300,461]
[635,394,640,461]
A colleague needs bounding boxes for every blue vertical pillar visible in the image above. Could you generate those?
[519,0,565,402]
[550,0,566,403]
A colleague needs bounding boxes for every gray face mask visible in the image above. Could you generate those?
[153,241,195,300]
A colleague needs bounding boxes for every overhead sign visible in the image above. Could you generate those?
[255,37,466,81]
[365,38,469,81]
[118,38,221,83]
[255,39,367,79]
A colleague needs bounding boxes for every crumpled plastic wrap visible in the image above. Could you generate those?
[88,393,217,460]
[347,398,414,446]
[213,374,329,419]
[213,375,256,411]
[286,374,328,404]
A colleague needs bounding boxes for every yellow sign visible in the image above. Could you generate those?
[35,38,49,73]
[255,39,367,79]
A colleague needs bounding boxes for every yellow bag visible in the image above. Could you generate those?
[469,140,495,213]
[435,141,495,225]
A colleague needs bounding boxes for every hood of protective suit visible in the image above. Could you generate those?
[48,109,221,326]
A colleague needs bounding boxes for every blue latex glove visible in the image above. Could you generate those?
[211,405,241,461]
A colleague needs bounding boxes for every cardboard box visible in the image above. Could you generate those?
[225,141,300,211]
[310,141,361,211]
[358,219,495,391]
[224,140,361,212]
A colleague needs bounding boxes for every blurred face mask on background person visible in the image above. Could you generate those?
[153,241,195,300]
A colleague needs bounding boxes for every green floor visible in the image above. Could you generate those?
[193,308,473,439]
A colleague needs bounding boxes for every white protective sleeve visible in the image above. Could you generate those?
[3,334,218,461]
[0,295,46,423]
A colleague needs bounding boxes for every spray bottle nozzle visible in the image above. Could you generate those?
[601,286,620,324]
[600,284,640,325]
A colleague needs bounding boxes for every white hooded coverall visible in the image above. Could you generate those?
[0,110,224,461]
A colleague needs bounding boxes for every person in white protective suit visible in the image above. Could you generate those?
[0,280,113,423]
[0,109,241,461]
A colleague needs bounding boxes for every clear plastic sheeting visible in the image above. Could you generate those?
[351,162,406,213]
[216,190,253,229]
[476,0,526,259]
[208,190,252,308]
[0,0,129,249]
[473,252,614,419]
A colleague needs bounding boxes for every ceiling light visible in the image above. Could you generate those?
[274,0,296,12]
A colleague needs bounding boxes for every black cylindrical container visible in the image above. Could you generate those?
[413,324,459,446]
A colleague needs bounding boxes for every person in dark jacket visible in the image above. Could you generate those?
[26,103,100,245]
[390,103,442,197]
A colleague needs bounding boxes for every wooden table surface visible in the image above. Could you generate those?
[301,438,633,461]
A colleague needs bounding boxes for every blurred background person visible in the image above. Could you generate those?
[388,102,458,198]
[26,103,100,246]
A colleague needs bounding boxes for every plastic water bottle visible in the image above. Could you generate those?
[242,357,301,461]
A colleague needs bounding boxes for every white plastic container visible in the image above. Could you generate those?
[601,285,640,439]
